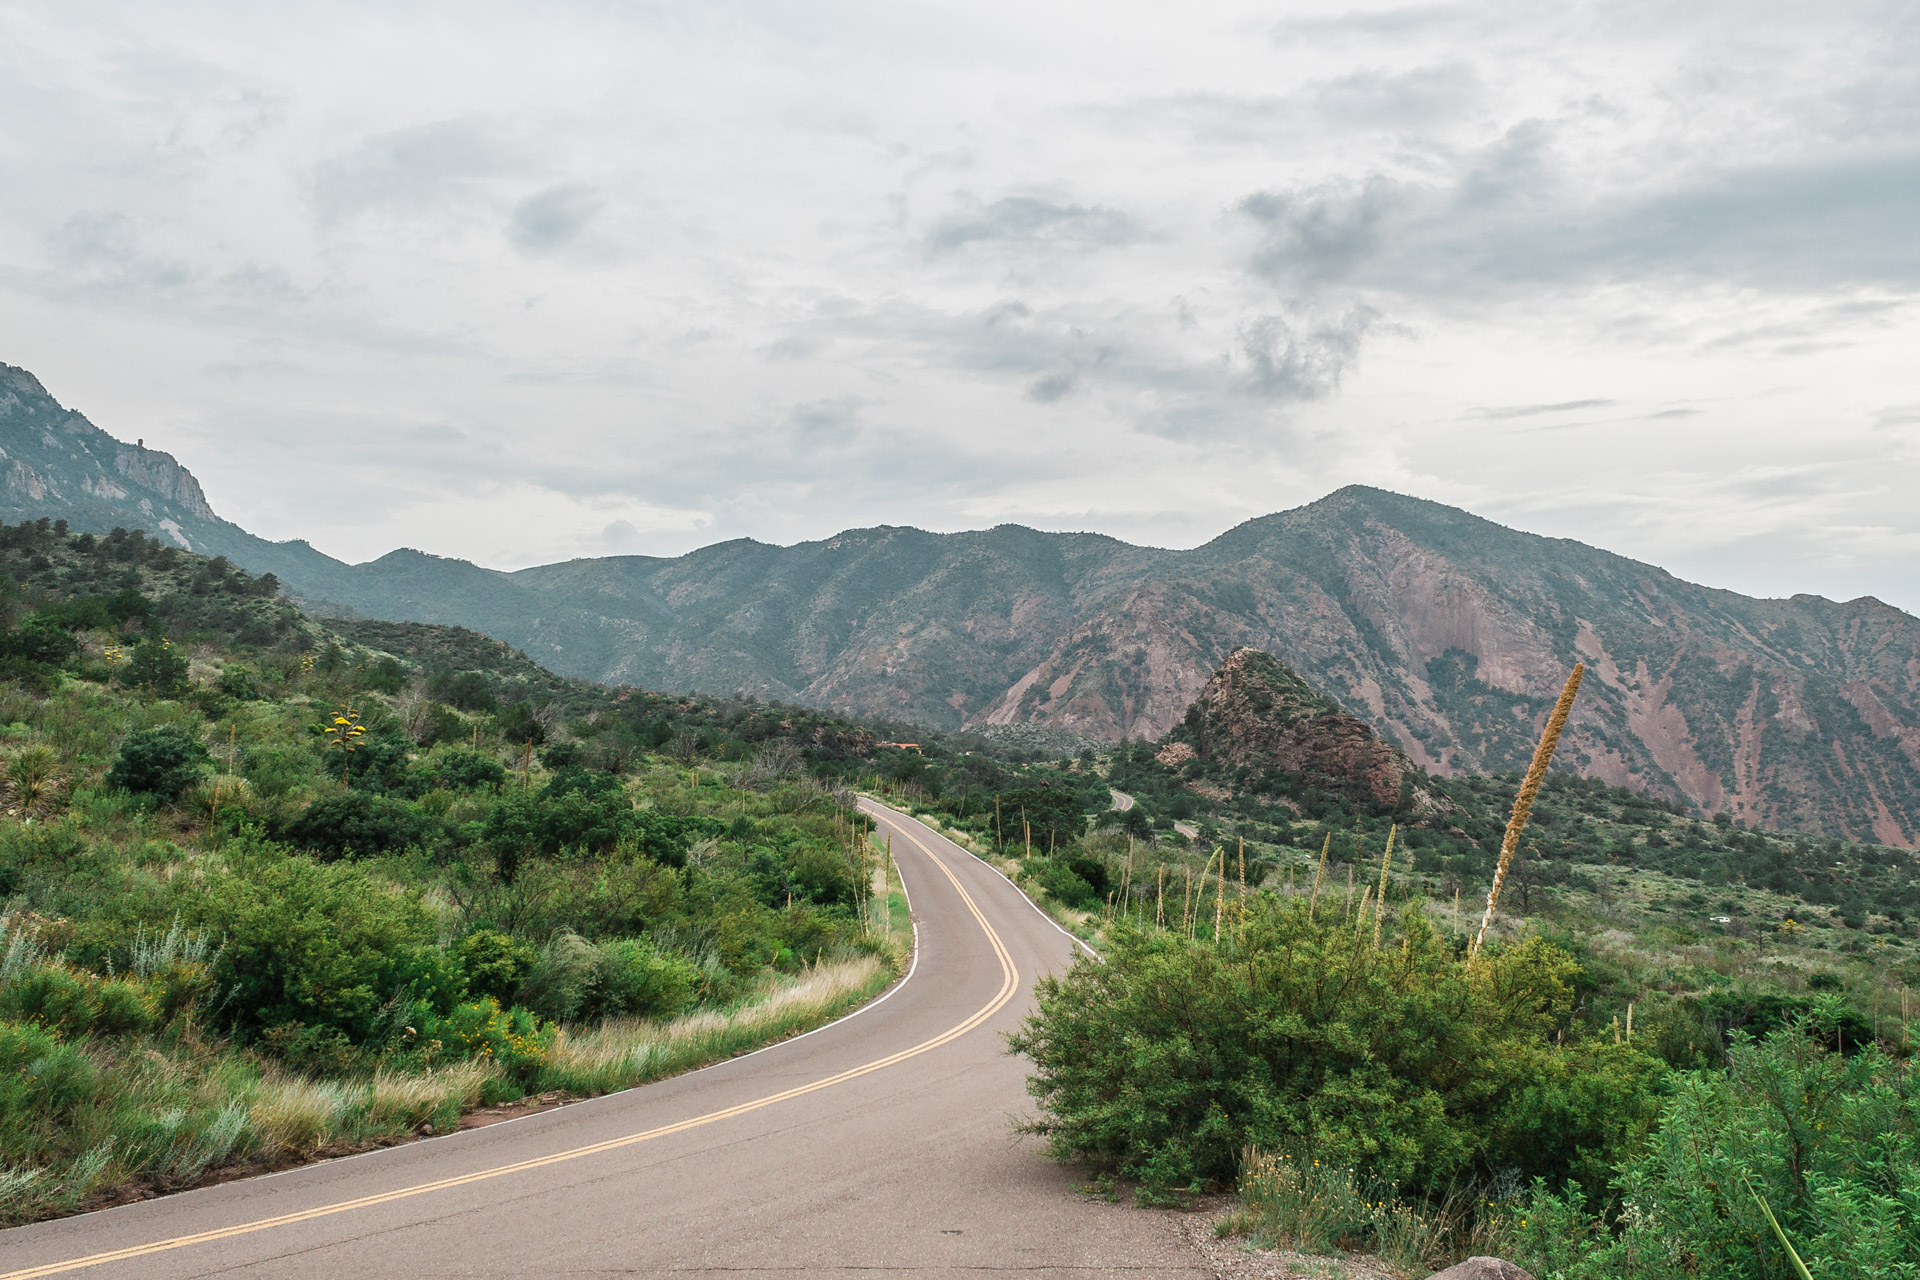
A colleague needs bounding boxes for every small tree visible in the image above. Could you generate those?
[106,726,208,800]
[119,636,190,697]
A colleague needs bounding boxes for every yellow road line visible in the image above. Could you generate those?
[2,813,1015,1280]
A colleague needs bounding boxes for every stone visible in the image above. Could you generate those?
[1424,1260,1537,1280]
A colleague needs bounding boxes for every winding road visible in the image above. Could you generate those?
[0,801,1205,1279]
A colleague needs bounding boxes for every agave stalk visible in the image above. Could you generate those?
[1309,832,1331,921]
[1470,663,1584,960]
[1373,824,1397,949]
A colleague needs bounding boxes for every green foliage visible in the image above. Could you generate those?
[181,846,459,1044]
[418,998,553,1082]
[514,932,703,1023]
[424,746,506,792]
[1493,1030,1920,1278]
[995,785,1091,851]
[1026,856,1101,910]
[277,790,433,860]
[105,725,208,800]
[1231,1148,1459,1274]
[428,669,497,714]
[0,617,79,666]
[0,522,902,1224]
[1009,899,1665,1198]
[118,636,190,697]
[454,929,536,1003]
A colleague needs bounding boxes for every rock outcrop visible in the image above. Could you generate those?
[1161,648,1420,809]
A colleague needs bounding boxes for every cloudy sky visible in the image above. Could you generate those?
[2,1,1917,608]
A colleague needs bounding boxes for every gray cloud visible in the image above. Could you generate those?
[1473,399,1616,420]
[925,195,1144,255]
[1238,308,1377,400]
[311,119,524,224]
[1240,179,1403,290]
[1313,62,1482,126]
[508,185,605,254]
[1026,371,1080,403]
[5,2,1920,610]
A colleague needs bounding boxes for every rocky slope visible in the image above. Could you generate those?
[1158,648,1420,810]
[10,360,1920,843]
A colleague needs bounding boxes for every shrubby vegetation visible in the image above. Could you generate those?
[858,681,1920,1275]
[0,520,906,1224]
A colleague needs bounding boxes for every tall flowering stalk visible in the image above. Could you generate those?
[1372,823,1397,949]
[1308,832,1331,920]
[1469,663,1584,960]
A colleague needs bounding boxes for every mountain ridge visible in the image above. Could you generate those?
[7,359,1920,843]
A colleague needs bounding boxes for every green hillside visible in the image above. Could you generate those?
[0,519,909,1225]
[11,360,1920,844]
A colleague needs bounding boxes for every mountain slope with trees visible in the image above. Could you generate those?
[9,360,1920,843]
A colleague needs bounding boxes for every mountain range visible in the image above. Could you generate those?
[7,359,1920,844]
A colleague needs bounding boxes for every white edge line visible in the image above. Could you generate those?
[861,798,1101,961]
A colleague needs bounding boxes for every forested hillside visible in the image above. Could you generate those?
[10,357,1920,842]
[0,519,909,1225]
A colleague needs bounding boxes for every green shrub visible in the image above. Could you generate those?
[0,966,96,1033]
[587,938,701,1020]
[279,790,432,860]
[421,998,552,1082]
[1028,856,1100,910]
[106,725,208,800]
[425,747,506,793]
[217,663,261,701]
[1494,1029,1920,1279]
[0,617,78,666]
[118,636,190,697]
[454,929,536,1004]
[1008,898,1664,1198]
[181,847,458,1043]
[516,932,598,1022]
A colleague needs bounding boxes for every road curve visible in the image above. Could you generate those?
[0,801,1204,1279]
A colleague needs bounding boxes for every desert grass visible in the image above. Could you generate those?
[0,953,895,1227]
[1225,1147,1469,1277]
[537,954,890,1095]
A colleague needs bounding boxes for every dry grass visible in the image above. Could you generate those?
[540,954,889,1094]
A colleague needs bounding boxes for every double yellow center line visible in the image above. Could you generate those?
[3,810,1015,1280]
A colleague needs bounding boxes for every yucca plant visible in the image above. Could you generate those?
[2,743,63,817]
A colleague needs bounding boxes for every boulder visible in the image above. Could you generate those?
[1424,1260,1537,1280]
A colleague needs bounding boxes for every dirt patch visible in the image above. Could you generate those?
[1166,1196,1401,1280]
[457,1090,577,1130]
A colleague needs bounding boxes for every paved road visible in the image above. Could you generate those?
[1108,788,1134,812]
[0,802,1205,1280]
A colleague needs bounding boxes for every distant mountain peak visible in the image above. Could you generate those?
[9,357,1920,843]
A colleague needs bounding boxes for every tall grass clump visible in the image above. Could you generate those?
[538,954,889,1095]
[1227,1147,1462,1274]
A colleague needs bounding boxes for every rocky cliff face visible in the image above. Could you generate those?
[1161,648,1417,809]
[0,364,218,544]
[11,360,1920,844]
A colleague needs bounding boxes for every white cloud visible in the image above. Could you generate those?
[0,0,1915,611]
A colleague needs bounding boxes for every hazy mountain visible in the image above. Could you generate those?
[9,359,1920,843]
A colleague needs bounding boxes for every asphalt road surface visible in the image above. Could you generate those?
[0,801,1206,1280]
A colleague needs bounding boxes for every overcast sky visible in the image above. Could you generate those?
[2,2,1917,609]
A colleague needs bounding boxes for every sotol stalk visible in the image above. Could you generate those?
[1470,663,1584,960]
